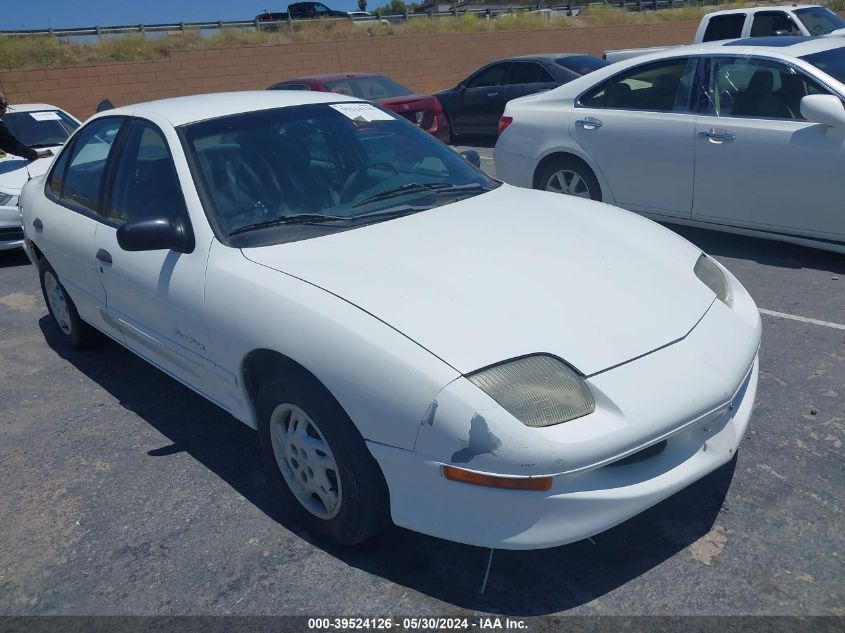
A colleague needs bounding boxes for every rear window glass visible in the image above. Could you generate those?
[556,55,608,75]
[801,46,845,84]
[323,76,412,100]
[703,14,745,41]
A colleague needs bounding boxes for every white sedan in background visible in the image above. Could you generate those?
[496,37,845,253]
[21,91,760,549]
[0,103,79,250]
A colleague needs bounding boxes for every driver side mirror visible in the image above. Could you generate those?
[96,99,114,113]
[459,149,481,168]
[801,94,845,129]
[116,216,195,253]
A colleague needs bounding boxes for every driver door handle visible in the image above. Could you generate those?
[575,117,603,130]
[486,92,499,98]
[699,128,736,143]
[96,248,112,264]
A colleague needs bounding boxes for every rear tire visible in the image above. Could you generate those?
[446,113,460,145]
[38,261,98,350]
[257,375,390,546]
[535,155,602,202]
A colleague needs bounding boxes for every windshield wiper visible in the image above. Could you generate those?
[347,205,427,223]
[28,142,62,148]
[229,214,347,236]
[352,182,492,208]
[352,183,444,208]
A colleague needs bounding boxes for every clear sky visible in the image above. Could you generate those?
[0,0,375,30]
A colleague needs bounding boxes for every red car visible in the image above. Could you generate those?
[268,73,449,142]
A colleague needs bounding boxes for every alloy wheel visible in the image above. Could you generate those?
[545,169,592,198]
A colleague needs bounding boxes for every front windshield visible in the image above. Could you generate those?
[182,102,497,244]
[794,7,845,35]
[801,46,845,84]
[4,110,78,147]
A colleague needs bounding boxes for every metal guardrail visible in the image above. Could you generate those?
[0,0,788,39]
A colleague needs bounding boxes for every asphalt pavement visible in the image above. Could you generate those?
[1,146,843,619]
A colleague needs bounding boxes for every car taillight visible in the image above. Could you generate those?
[433,97,444,114]
[498,116,513,135]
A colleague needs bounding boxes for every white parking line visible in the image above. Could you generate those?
[759,308,845,331]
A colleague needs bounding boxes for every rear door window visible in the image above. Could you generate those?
[51,117,123,214]
[508,62,551,85]
[580,57,698,113]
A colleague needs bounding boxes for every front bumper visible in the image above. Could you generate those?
[493,147,536,188]
[0,204,24,251]
[368,290,761,549]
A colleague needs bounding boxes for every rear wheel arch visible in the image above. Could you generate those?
[532,151,602,200]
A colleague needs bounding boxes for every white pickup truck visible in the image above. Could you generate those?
[604,5,845,62]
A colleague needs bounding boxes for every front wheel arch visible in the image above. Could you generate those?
[533,152,603,202]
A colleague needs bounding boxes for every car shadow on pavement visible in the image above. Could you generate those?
[0,249,31,269]
[39,316,734,616]
[665,224,845,274]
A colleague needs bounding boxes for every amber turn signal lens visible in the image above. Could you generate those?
[442,465,553,491]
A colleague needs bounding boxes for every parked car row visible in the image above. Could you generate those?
[268,54,608,142]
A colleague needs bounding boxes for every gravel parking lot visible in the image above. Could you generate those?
[1,144,843,619]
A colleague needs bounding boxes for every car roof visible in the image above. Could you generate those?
[278,73,381,83]
[91,90,362,127]
[507,53,594,62]
[705,4,821,16]
[5,103,70,113]
[681,36,845,57]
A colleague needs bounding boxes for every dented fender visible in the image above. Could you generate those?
[413,376,565,477]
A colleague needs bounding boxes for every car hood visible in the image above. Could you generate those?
[242,185,715,376]
[0,147,59,193]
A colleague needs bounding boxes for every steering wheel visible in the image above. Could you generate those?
[341,162,400,204]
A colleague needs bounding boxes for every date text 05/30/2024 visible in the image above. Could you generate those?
[307,617,528,630]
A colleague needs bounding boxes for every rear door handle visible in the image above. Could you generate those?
[575,117,603,130]
[699,128,736,143]
[32,218,43,230]
[96,248,112,264]
[486,92,499,98]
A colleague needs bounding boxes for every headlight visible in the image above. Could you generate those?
[0,192,17,207]
[694,254,733,307]
[467,355,595,428]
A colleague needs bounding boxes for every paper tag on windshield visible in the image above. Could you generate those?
[329,103,395,123]
[30,111,62,121]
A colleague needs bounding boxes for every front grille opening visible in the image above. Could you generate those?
[0,227,23,241]
[606,439,668,468]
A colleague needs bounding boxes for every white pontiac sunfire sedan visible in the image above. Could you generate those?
[496,37,845,253]
[21,91,761,549]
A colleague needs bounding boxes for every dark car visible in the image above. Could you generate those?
[268,73,449,142]
[436,54,608,140]
[256,2,348,23]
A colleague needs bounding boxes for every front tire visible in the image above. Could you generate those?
[257,376,389,546]
[535,156,602,202]
[38,261,97,350]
